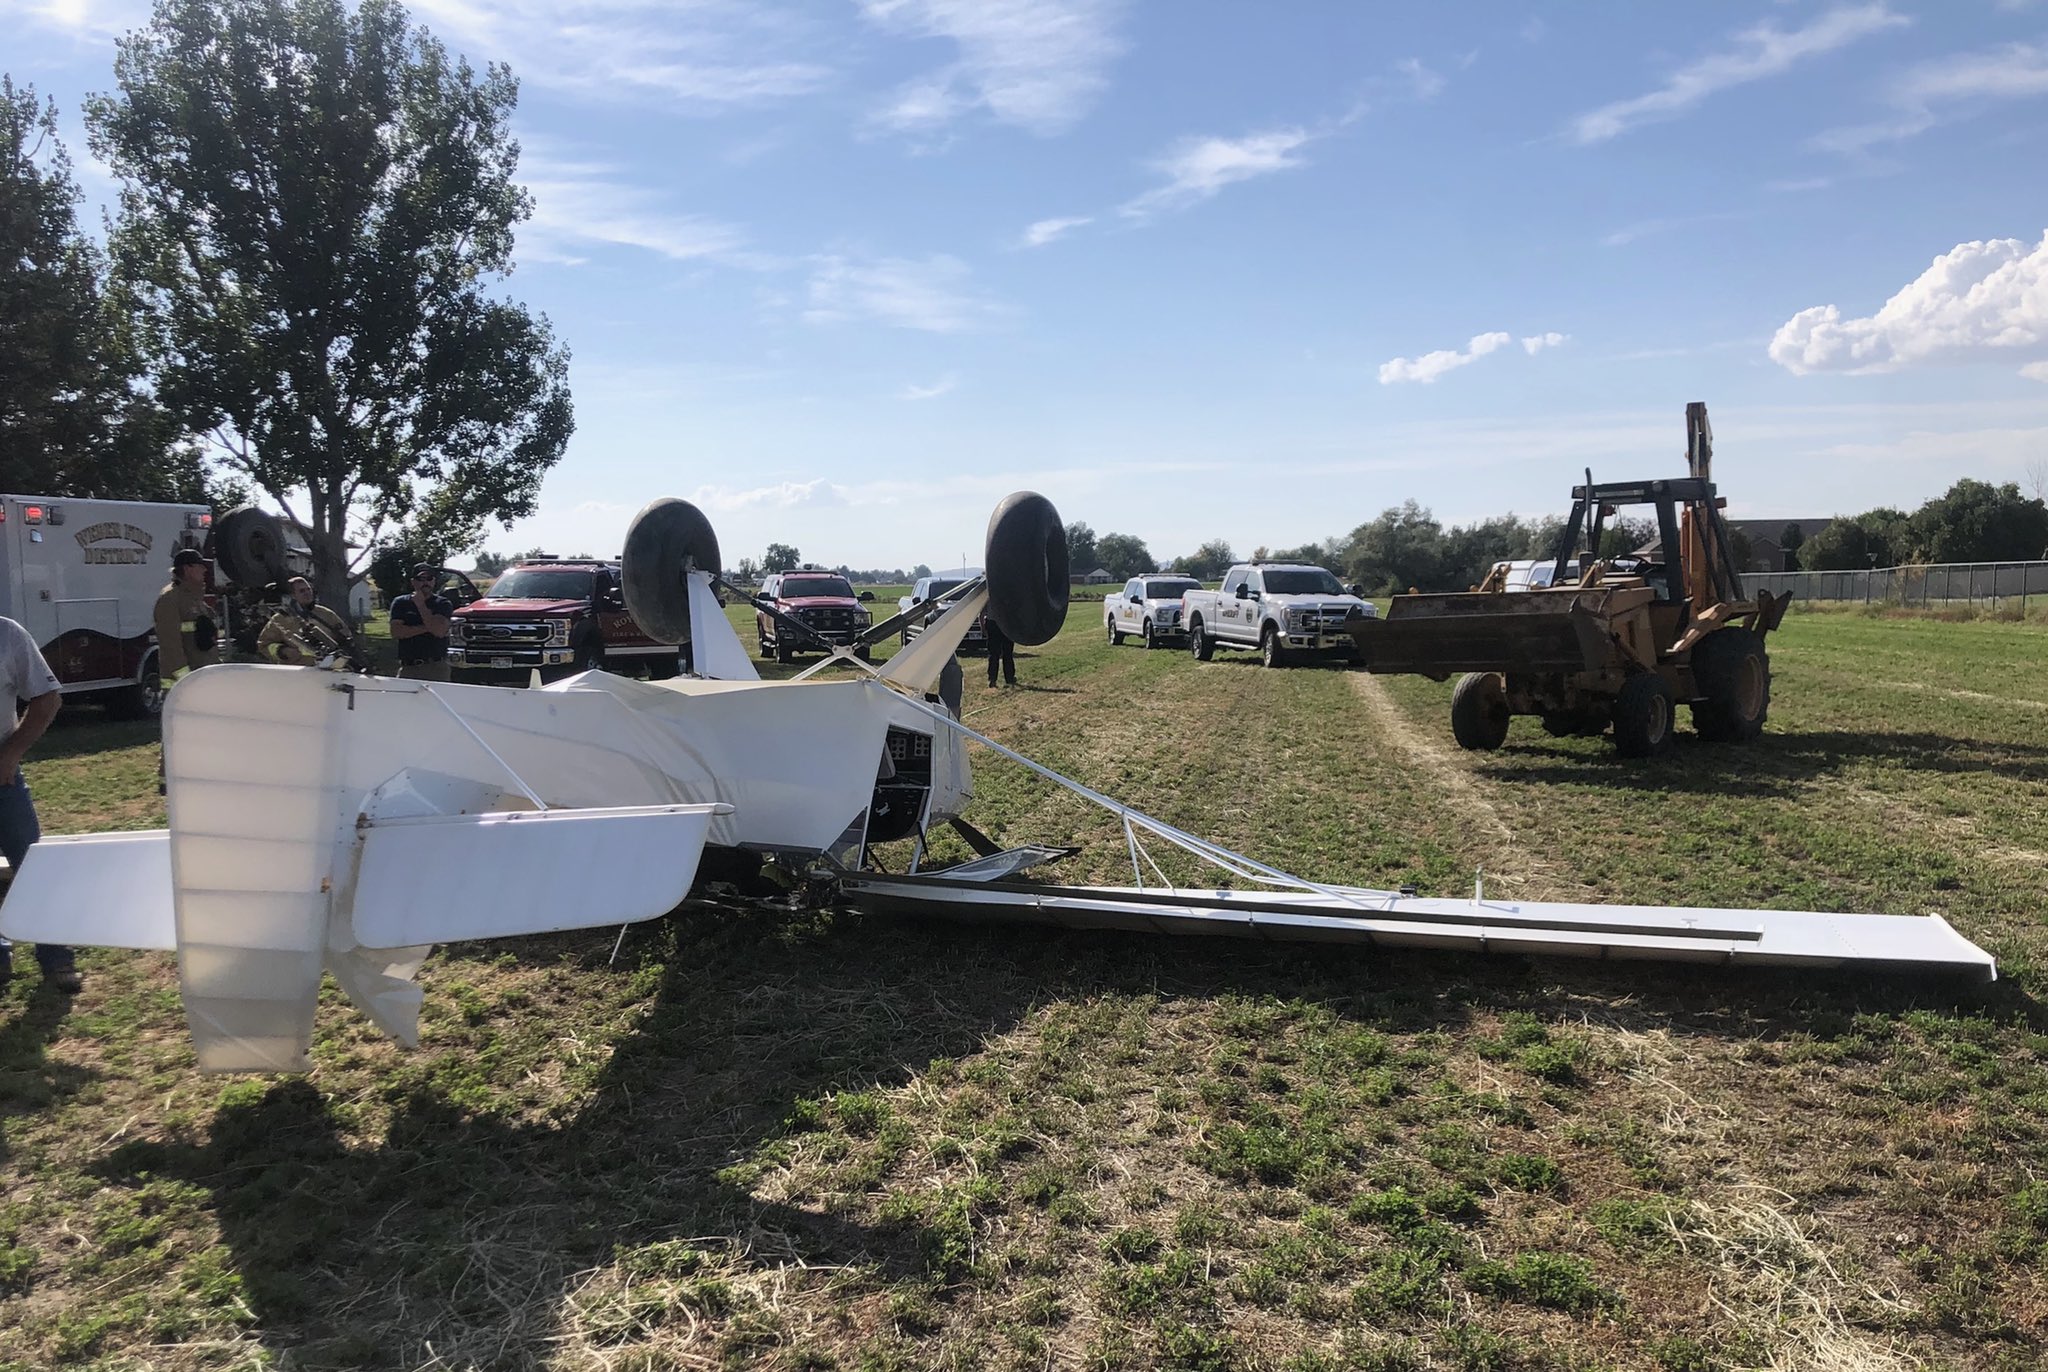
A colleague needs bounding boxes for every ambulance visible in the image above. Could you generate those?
[0,493,213,718]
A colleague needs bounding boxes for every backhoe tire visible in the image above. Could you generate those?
[214,507,289,588]
[984,491,1068,645]
[1691,626,1770,742]
[1189,617,1214,661]
[1449,672,1510,751]
[622,498,721,644]
[1612,672,1678,758]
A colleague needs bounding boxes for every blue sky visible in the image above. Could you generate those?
[10,1,2048,570]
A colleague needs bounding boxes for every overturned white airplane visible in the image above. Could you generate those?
[0,493,1995,1072]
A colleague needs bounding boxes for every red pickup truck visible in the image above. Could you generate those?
[449,558,679,683]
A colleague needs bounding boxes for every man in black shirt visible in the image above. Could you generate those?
[984,615,1017,688]
[389,564,454,681]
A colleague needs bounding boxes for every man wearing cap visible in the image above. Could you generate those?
[259,577,357,667]
[389,564,453,681]
[153,549,222,691]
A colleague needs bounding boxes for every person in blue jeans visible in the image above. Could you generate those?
[0,615,76,993]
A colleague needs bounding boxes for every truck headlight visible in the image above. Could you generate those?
[856,608,872,625]
[547,617,572,646]
[448,620,465,642]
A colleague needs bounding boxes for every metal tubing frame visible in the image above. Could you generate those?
[882,685,1404,914]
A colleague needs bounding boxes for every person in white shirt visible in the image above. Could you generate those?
[0,615,76,993]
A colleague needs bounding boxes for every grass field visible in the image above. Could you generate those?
[3,603,2045,1371]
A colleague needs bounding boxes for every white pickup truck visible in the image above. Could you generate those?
[1182,562,1376,667]
[1102,575,1203,649]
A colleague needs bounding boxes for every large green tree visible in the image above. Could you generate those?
[1094,531,1154,579]
[91,0,572,607]
[1,76,200,500]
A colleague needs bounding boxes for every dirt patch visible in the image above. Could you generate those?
[1346,673,1568,899]
[1871,679,2048,712]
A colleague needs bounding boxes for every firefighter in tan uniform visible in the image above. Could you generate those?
[154,548,222,690]
[258,577,355,666]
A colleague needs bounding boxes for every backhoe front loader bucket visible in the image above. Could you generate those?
[1348,588,1628,677]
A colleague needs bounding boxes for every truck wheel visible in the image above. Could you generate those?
[1107,616,1124,646]
[855,644,873,663]
[573,633,604,674]
[1612,673,1678,758]
[1691,626,1770,742]
[1259,624,1288,669]
[646,654,680,680]
[622,497,721,645]
[1143,620,1160,650]
[1189,617,1214,661]
[1449,672,1510,750]
[108,653,164,720]
[984,491,1068,645]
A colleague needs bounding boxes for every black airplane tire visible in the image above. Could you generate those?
[622,498,721,644]
[215,507,289,587]
[984,491,1068,645]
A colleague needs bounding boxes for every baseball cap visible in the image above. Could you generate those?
[173,549,206,570]
[410,563,437,578]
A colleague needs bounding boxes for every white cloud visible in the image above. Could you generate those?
[1769,232,2048,379]
[406,0,833,110]
[1811,41,2048,154]
[1397,57,1446,102]
[804,254,1005,333]
[900,374,958,400]
[1521,332,1568,355]
[1568,4,1907,144]
[2019,360,2048,383]
[1020,215,1092,248]
[1119,128,1313,220]
[1378,331,1514,385]
[0,0,144,42]
[688,480,854,512]
[860,0,1128,137]
[518,147,752,266]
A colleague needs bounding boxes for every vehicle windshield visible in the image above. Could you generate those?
[485,568,594,601]
[781,576,853,599]
[1143,579,1200,599]
[919,579,964,600]
[1261,568,1345,595]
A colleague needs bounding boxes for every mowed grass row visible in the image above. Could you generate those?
[1,605,2044,1371]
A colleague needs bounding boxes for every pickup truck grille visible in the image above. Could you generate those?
[797,607,859,631]
[459,621,549,646]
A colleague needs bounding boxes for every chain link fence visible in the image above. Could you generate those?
[1744,561,2048,610]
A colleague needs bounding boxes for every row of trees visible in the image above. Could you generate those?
[1796,480,2048,571]
[1127,477,2046,596]
[4,0,573,613]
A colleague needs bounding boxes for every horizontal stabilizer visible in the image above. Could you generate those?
[0,831,176,951]
[352,802,729,949]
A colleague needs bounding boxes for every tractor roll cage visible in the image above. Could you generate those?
[1547,475,1747,610]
